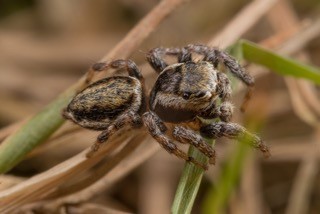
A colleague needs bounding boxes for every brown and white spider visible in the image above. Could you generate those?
[63,44,270,170]
[63,59,146,153]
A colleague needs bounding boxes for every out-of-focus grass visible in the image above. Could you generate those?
[171,40,320,214]
[0,88,74,173]
[171,138,214,214]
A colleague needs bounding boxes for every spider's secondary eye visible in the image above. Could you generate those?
[195,92,206,98]
[182,92,191,100]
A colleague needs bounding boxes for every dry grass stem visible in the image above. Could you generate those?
[51,133,148,198]
[208,0,278,48]
[0,128,134,213]
[19,132,151,212]
[92,0,189,82]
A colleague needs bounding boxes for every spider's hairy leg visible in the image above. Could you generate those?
[185,44,254,111]
[86,59,143,85]
[200,122,270,158]
[172,126,216,164]
[185,44,254,87]
[142,111,208,170]
[217,72,233,122]
[209,48,254,112]
[86,112,142,157]
[146,47,192,73]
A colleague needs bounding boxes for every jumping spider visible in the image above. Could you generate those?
[63,44,270,170]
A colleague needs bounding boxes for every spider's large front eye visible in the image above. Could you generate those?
[182,92,191,100]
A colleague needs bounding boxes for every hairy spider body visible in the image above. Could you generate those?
[63,59,145,153]
[143,44,270,169]
[149,61,218,123]
[64,76,143,130]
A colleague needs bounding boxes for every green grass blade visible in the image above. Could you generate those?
[0,89,74,173]
[171,139,214,214]
[238,40,320,84]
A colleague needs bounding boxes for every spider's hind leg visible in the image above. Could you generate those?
[86,59,143,85]
[87,112,143,157]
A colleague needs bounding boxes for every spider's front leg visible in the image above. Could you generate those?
[185,44,254,87]
[200,122,271,158]
[186,44,255,111]
[87,112,143,157]
[142,111,208,170]
[172,126,216,165]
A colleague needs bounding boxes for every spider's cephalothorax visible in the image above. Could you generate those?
[63,59,145,153]
[142,44,270,169]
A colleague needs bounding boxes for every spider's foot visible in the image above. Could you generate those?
[259,143,271,158]
[208,156,216,165]
[86,143,101,158]
[188,157,208,170]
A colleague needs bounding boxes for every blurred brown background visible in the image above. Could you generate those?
[1,0,320,213]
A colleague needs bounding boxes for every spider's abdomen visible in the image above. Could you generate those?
[64,76,142,130]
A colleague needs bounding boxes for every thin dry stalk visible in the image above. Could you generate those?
[50,133,148,199]
[22,136,159,213]
[0,175,25,191]
[208,0,278,48]
[0,128,134,213]
[91,0,189,82]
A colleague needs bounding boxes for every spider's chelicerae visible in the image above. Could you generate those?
[63,44,270,170]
